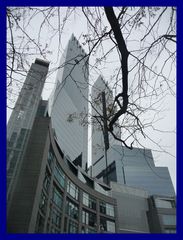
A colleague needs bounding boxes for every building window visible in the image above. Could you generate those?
[54,161,65,188]
[68,220,78,233]
[39,191,47,215]
[8,132,17,148]
[7,150,20,175]
[52,185,63,208]
[99,202,114,217]
[82,210,96,227]
[67,179,79,200]
[16,129,26,149]
[106,203,115,217]
[48,147,54,170]
[66,199,79,220]
[164,228,176,233]
[43,169,51,193]
[51,208,62,228]
[83,192,96,210]
[161,214,176,225]
[155,198,175,209]
[100,217,115,233]
[35,212,45,233]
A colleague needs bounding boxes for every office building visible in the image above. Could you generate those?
[92,144,175,197]
[7,59,49,201]
[48,34,89,170]
[91,77,175,197]
[7,36,176,234]
[7,113,118,233]
[91,75,121,165]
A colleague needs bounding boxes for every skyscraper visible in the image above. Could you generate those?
[91,75,121,166]
[7,36,176,234]
[48,34,89,170]
[91,76,175,197]
[7,59,49,200]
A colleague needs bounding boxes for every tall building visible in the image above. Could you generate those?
[7,59,49,201]
[91,75,121,165]
[91,76,175,197]
[7,36,176,234]
[7,111,118,233]
[48,34,89,170]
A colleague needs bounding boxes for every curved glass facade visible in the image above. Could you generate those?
[34,124,117,233]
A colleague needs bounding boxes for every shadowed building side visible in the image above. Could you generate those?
[7,59,49,206]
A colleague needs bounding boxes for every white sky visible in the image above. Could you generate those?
[7,7,176,191]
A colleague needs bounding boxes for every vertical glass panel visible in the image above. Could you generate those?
[100,202,106,214]
[7,150,20,175]
[82,192,96,210]
[82,210,88,224]
[100,217,115,233]
[68,220,78,233]
[67,179,79,200]
[8,132,17,147]
[52,185,63,208]
[66,199,79,220]
[106,203,114,217]
[43,169,51,193]
[35,212,45,233]
[83,192,89,206]
[100,202,114,217]
[47,147,54,170]
[51,208,61,227]
[39,191,47,215]
[107,220,115,232]
[82,210,96,227]
[54,162,65,188]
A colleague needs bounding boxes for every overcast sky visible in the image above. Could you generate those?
[7,7,176,191]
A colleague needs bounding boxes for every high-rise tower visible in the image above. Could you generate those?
[91,77,175,197]
[91,75,121,167]
[7,59,49,199]
[48,34,89,170]
[6,42,176,234]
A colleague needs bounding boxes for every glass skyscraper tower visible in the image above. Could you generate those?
[91,76,175,197]
[7,59,49,201]
[48,34,89,170]
[91,75,121,166]
[7,36,176,234]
